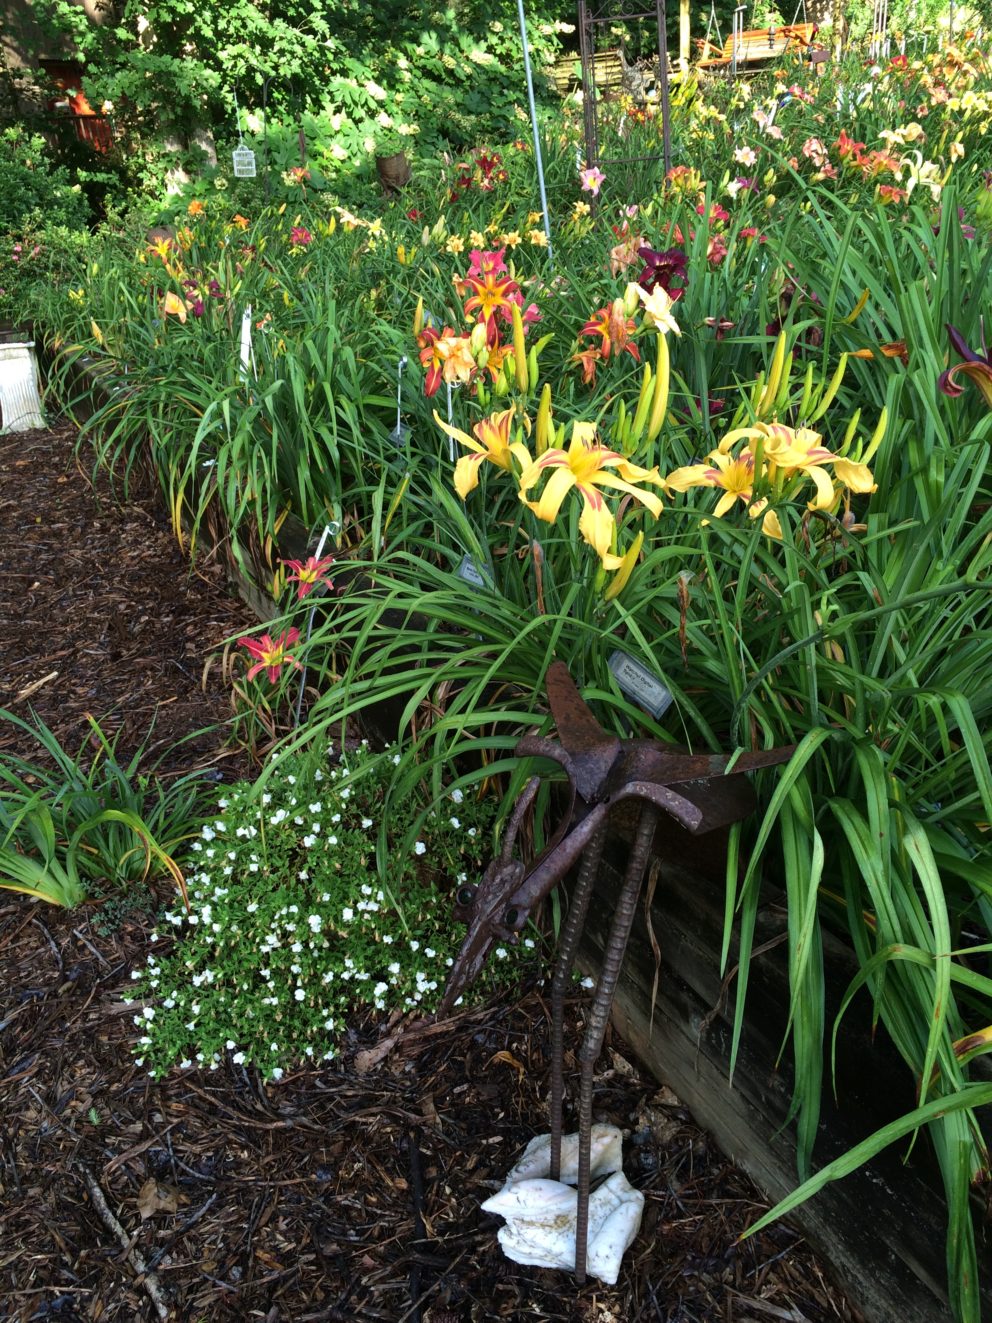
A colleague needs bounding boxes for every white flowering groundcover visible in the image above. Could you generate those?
[126,742,534,1079]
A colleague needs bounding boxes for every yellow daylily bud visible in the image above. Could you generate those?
[763,168,776,187]
[629,360,653,448]
[809,353,849,423]
[765,193,777,210]
[397,243,407,264]
[797,361,815,421]
[512,304,528,394]
[758,332,787,417]
[604,531,644,601]
[838,408,861,455]
[646,333,670,443]
[91,319,104,346]
[470,322,488,356]
[623,281,641,317]
[413,296,424,337]
[861,406,888,464]
[843,289,870,324]
[535,382,552,454]
[527,346,538,389]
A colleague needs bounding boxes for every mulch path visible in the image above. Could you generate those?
[0,423,863,1322]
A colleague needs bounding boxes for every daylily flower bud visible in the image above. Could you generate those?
[413,296,424,337]
[535,382,553,454]
[765,193,777,209]
[512,304,528,393]
[763,168,776,186]
[623,281,641,317]
[470,322,488,356]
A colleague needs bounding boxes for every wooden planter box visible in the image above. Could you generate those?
[577,822,992,1323]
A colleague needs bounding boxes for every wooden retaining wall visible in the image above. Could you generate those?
[577,821,992,1323]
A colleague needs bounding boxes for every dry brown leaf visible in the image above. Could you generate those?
[136,1177,179,1221]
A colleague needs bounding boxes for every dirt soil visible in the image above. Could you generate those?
[0,423,863,1323]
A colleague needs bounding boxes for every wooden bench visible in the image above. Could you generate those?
[549,47,681,98]
[697,22,818,72]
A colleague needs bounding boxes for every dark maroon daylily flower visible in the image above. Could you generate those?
[938,321,992,408]
[637,245,688,300]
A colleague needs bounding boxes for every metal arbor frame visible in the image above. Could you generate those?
[577,0,673,181]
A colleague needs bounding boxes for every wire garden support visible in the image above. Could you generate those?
[578,0,673,182]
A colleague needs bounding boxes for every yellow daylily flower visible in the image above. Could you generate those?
[665,448,758,518]
[161,291,189,323]
[433,408,533,499]
[518,421,663,564]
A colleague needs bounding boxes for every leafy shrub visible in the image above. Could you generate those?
[0,125,89,233]
[127,741,534,1078]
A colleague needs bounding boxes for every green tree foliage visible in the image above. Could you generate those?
[27,0,572,142]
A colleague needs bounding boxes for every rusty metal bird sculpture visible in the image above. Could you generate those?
[439,661,794,1281]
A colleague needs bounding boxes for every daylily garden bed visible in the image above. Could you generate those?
[3,30,992,1323]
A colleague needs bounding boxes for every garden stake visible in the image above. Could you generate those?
[439,661,795,1281]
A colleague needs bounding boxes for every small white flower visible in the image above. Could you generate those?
[450,788,464,803]
[581,975,596,989]
[414,841,426,856]
[342,907,354,922]
[294,989,306,1002]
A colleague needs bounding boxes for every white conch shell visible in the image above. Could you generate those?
[505,1123,624,1185]
[480,1126,644,1286]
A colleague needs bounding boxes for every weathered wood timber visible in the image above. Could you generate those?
[577,824,992,1323]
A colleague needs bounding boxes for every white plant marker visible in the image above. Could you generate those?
[239,304,256,381]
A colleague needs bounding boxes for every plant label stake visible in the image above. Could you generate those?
[607,651,673,720]
[293,521,339,727]
[239,305,255,382]
[445,382,461,462]
[389,356,410,449]
[439,662,794,1282]
[456,554,492,590]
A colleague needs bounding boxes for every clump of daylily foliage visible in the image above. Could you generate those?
[126,742,530,1079]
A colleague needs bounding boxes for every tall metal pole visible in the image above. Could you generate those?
[656,0,672,174]
[515,0,555,263]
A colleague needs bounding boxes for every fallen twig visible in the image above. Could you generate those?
[78,1161,171,1320]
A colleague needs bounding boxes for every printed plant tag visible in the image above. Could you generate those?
[457,554,492,590]
[607,651,673,719]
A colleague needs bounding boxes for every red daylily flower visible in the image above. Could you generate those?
[238,629,302,684]
[282,555,335,600]
[580,300,640,364]
[417,324,457,397]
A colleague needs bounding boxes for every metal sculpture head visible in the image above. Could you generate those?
[438,662,794,1016]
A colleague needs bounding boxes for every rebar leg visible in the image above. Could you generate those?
[574,805,658,1283]
[549,823,608,1182]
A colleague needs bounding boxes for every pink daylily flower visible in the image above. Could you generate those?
[282,556,335,600]
[238,628,302,683]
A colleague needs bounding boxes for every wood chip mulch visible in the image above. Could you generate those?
[0,422,863,1322]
